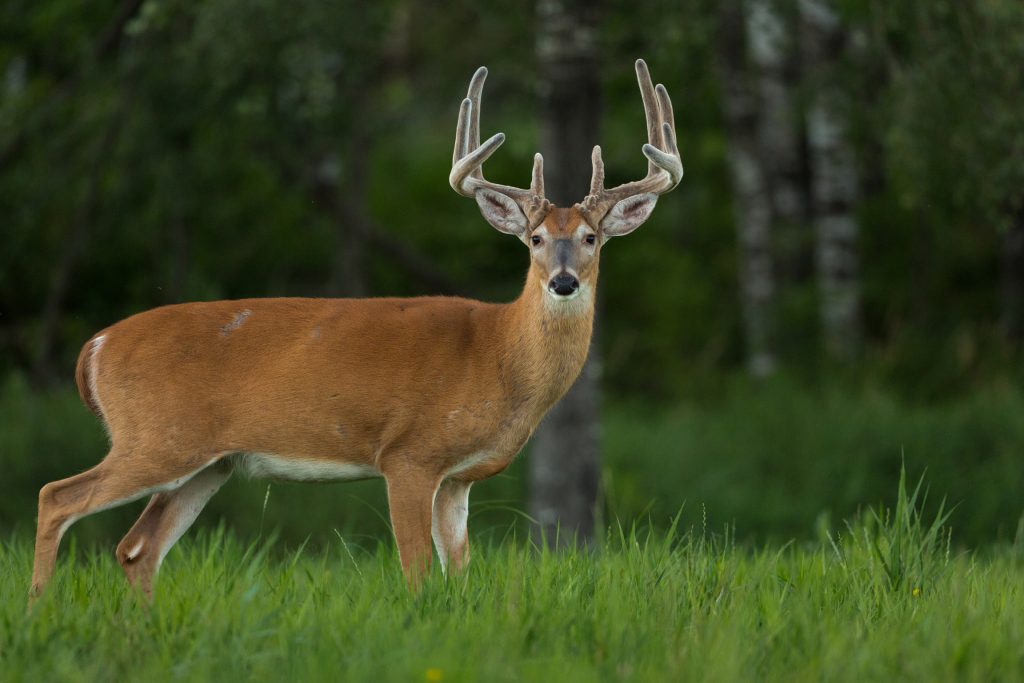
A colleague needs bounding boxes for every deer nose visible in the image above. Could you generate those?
[548,273,580,296]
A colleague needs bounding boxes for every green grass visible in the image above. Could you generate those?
[4,375,1024,679]
[3,475,1023,682]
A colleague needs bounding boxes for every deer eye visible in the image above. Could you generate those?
[584,234,596,245]
[531,235,543,246]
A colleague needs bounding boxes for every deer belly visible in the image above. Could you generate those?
[234,453,380,482]
[444,451,513,481]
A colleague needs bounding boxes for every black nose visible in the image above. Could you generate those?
[549,273,580,296]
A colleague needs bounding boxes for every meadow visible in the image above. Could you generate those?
[2,473,1022,682]
[3,377,1024,681]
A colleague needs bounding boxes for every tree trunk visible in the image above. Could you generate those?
[528,0,602,549]
[801,0,863,360]
[747,0,808,234]
[717,0,778,377]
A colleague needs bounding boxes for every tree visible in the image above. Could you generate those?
[717,0,779,377]
[718,0,864,367]
[801,0,862,360]
[747,0,808,251]
[528,0,603,548]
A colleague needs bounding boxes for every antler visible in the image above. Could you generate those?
[577,59,684,226]
[450,67,551,228]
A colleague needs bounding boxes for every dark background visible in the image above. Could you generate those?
[2,0,1023,551]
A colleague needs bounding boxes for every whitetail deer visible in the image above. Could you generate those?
[29,59,682,601]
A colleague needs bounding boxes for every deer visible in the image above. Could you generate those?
[29,59,682,602]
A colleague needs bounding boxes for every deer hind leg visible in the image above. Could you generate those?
[29,448,215,602]
[431,478,472,575]
[116,459,233,598]
[384,471,440,589]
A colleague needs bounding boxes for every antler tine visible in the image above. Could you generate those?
[531,153,545,196]
[466,66,487,179]
[450,130,506,197]
[635,59,663,174]
[452,98,471,168]
[655,83,678,156]
[589,145,605,195]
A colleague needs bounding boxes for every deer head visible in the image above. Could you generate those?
[450,59,683,305]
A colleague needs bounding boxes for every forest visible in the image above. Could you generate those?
[4,1,1024,680]
[2,0,1024,578]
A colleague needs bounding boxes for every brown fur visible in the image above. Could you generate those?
[29,207,601,601]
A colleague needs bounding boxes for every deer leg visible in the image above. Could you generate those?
[384,472,439,588]
[431,478,472,575]
[30,449,215,602]
[116,459,233,598]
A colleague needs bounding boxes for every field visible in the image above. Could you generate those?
[2,474,1023,682]
[3,378,1024,681]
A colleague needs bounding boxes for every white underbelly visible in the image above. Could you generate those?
[445,451,502,477]
[234,453,380,482]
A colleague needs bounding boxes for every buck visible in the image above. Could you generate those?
[29,59,682,601]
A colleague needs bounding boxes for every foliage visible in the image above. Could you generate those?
[876,0,1024,230]
[604,378,1024,545]
[2,481,1021,682]
[2,0,1024,397]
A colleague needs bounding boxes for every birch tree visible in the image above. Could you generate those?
[801,0,863,359]
[747,0,807,237]
[717,0,779,377]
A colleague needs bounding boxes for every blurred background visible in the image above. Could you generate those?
[2,0,1023,552]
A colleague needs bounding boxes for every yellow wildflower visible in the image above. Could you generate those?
[912,587,922,597]
[425,668,444,682]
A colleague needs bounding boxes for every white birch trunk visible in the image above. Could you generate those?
[747,0,807,230]
[800,0,863,359]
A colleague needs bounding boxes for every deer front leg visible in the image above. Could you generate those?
[384,471,438,588]
[432,478,472,575]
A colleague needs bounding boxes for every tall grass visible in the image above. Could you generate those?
[2,477,1022,682]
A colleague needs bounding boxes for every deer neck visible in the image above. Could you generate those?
[499,266,596,415]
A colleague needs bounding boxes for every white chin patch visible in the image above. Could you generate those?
[546,288,582,301]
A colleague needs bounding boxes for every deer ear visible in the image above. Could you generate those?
[475,189,528,236]
[601,193,659,237]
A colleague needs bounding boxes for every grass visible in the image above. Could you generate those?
[2,474,1023,682]
[3,375,1024,679]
